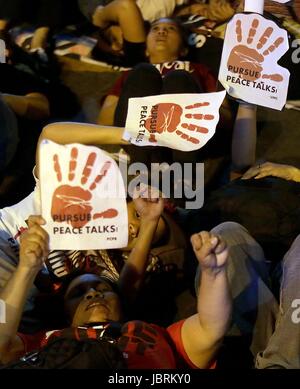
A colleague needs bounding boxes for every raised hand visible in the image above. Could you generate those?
[191,231,228,273]
[19,216,49,272]
[133,185,164,222]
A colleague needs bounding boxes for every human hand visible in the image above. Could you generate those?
[242,162,300,181]
[19,216,49,272]
[191,231,228,273]
[133,185,164,223]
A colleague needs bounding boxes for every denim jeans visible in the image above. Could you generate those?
[256,234,300,369]
[195,222,300,368]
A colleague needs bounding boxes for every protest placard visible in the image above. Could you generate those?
[219,13,290,110]
[123,91,226,151]
[39,140,128,250]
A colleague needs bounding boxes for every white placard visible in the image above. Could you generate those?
[272,1,291,3]
[219,13,290,110]
[123,91,226,152]
[39,140,128,250]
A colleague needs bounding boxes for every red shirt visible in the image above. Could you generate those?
[18,320,215,369]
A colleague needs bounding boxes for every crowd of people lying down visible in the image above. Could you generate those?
[1,0,300,369]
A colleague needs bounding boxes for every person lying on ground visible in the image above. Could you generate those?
[0,211,231,369]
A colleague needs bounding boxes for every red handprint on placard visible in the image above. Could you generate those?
[51,147,118,228]
[144,102,214,144]
[227,17,284,82]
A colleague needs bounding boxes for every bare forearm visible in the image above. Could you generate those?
[288,166,300,182]
[0,266,37,357]
[118,219,159,298]
[231,104,257,172]
[197,268,231,341]
[40,122,127,146]
[36,122,128,178]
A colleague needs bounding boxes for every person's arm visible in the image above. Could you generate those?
[180,231,231,369]
[97,95,119,126]
[242,162,300,182]
[2,92,50,120]
[92,0,145,44]
[0,216,49,364]
[231,102,257,177]
[118,190,164,301]
[36,122,129,177]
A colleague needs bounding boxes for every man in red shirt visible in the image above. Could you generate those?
[0,201,231,368]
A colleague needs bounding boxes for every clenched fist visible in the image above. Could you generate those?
[191,231,228,273]
[19,216,49,272]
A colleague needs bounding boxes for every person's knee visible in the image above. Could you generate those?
[211,222,256,258]
[163,70,204,93]
[131,63,160,77]
[125,63,162,92]
[283,234,300,271]
[211,221,248,238]
[288,234,300,253]
[164,69,190,80]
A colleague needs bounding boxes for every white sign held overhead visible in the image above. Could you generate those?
[272,1,292,3]
[219,13,290,110]
[244,0,264,14]
[123,91,226,152]
[244,0,292,13]
[39,140,128,250]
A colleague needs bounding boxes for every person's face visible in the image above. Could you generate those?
[123,201,167,251]
[64,274,122,327]
[146,19,187,62]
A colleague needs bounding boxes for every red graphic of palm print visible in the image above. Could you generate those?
[144,102,214,144]
[227,17,284,82]
[51,147,118,228]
